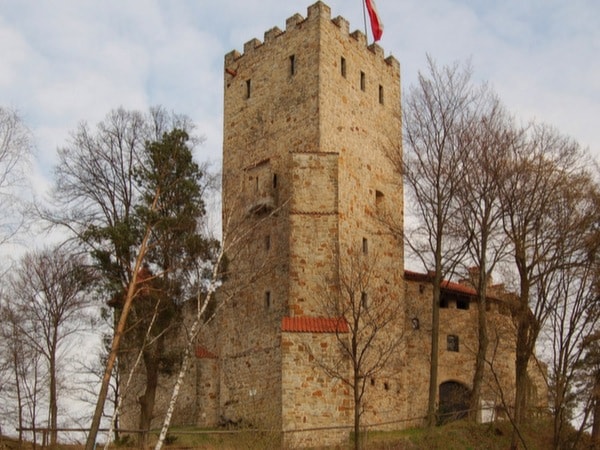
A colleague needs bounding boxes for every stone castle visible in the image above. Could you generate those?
[119,2,546,447]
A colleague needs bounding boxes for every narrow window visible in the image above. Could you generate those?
[360,71,366,91]
[246,79,251,99]
[378,84,384,104]
[289,55,296,76]
[265,235,271,251]
[272,174,278,189]
[362,237,368,254]
[447,335,459,352]
[265,291,271,309]
[361,291,368,309]
[375,190,384,210]
[411,317,420,330]
[255,176,259,192]
[341,57,347,77]
[440,295,449,308]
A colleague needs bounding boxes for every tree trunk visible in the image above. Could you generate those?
[138,349,160,450]
[510,312,530,450]
[469,270,489,421]
[49,348,58,446]
[354,369,361,450]
[469,304,488,421]
[427,273,441,427]
[85,209,156,450]
[12,347,23,443]
[592,370,600,450]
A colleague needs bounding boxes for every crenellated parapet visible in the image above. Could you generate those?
[224,1,398,72]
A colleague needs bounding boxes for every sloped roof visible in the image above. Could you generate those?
[405,270,504,301]
[282,316,349,333]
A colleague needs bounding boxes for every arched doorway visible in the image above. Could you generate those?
[438,381,471,424]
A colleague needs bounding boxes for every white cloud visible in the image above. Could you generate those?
[0,0,598,188]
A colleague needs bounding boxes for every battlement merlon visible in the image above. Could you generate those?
[224,1,399,72]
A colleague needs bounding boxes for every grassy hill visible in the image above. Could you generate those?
[1,419,591,449]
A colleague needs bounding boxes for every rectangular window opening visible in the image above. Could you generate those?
[246,79,252,99]
[361,291,368,309]
[447,335,459,352]
[265,235,271,251]
[378,84,384,104]
[362,237,368,254]
[375,190,384,209]
[360,71,366,91]
[341,57,347,78]
[457,297,470,310]
[265,291,271,309]
[289,55,296,76]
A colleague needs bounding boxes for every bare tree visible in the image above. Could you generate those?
[547,255,600,449]
[41,107,208,450]
[453,98,517,419]
[580,333,600,450]
[6,246,94,446]
[397,56,482,426]
[498,123,594,448]
[0,106,32,247]
[314,248,403,450]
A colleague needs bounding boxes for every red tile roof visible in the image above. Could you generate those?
[405,270,503,301]
[195,346,217,359]
[282,316,349,333]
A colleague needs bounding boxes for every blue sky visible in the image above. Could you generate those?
[1,0,598,194]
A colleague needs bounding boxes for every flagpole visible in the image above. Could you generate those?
[361,0,369,44]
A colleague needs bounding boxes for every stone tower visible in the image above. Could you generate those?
[215,1,404,446]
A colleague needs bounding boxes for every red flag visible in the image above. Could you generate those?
[365,0,383,41]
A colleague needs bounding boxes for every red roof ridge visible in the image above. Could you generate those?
[282,316,349,333]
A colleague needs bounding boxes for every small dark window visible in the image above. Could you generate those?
[440,296,449,308]
[272,174,278,189]
[341,57,346,77]
[370,378,375,386]
[375,190,384,207]
[361,291,368,309]
[255,176,259,192]
[362,237,368,254]
[384,382,390,391]
[265,291,271,309]
[447,335,459,352]
[246,79,251,99]
[457,297,469,310]
[378,85,384,104]
[360,71,366,91]
[411,317,420,330]
[289,55,296,76]
[265,235,271,251]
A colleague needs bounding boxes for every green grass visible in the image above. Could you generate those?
[3,419,591,450]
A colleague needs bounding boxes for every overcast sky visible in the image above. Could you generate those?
[1,0,598,193]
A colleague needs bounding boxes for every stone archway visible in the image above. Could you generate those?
[438,381,471,424]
